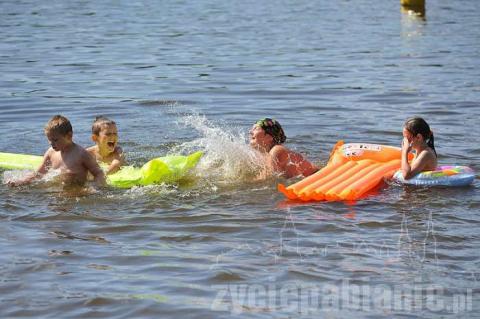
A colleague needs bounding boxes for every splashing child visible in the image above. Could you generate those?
[249,118,318,179]
[400,117,438,179]
[87,116,125,175]
[8,115,106,187]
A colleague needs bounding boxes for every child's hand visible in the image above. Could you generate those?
[106,159,122,175]
[7,180,22,187]
[6,174,35,187]
[401,137,412,154]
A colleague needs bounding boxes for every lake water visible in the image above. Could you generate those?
[0,0,479,318]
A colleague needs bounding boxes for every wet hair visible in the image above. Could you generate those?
[44,115,72,136]
[256,118,287,145]
[404,117,437,157]
[92,116,116,135]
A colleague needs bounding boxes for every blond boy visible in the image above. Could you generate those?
[87,116,124,175]
[8,115,105,187]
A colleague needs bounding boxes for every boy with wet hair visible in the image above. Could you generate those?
[87,116,124,175]
[8,115,106,187]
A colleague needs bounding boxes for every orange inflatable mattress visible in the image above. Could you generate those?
[278,141,412,202]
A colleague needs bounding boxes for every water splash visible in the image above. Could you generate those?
[2,170,31,184]
[171,113,271,185]
[2,169,99,198]
[3,168,64,186]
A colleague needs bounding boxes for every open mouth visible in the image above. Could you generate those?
[107,142,116,148]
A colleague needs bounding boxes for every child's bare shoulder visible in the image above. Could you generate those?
[270,145,288,155]
[270,145,290,160]
[416,149,437,170]
[74,144,92,159]
[44,147,55,157]
[271,145,305,160]
[417,148,435,160]
[86,145,97,156]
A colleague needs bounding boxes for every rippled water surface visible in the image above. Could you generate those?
[1,0,479,318]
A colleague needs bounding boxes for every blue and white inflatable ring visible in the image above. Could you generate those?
[393,166,475,186]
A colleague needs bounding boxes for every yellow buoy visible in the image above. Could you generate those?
[401,0,425,17]
[401,0,425,7]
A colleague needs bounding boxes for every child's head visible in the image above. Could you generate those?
[403,117,436,156]
[91,116,118,154]
[250,118,287,150]
[44,115,73,151]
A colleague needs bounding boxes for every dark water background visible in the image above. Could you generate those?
[0,0,479,318]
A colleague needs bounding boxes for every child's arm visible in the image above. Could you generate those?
[270,146,318,178]
[8,149,51,186]
[83,151,106,187]
[401,138,429,179]
[269,146,288,176]
[106,147,125,175]
[291,154,318,178]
